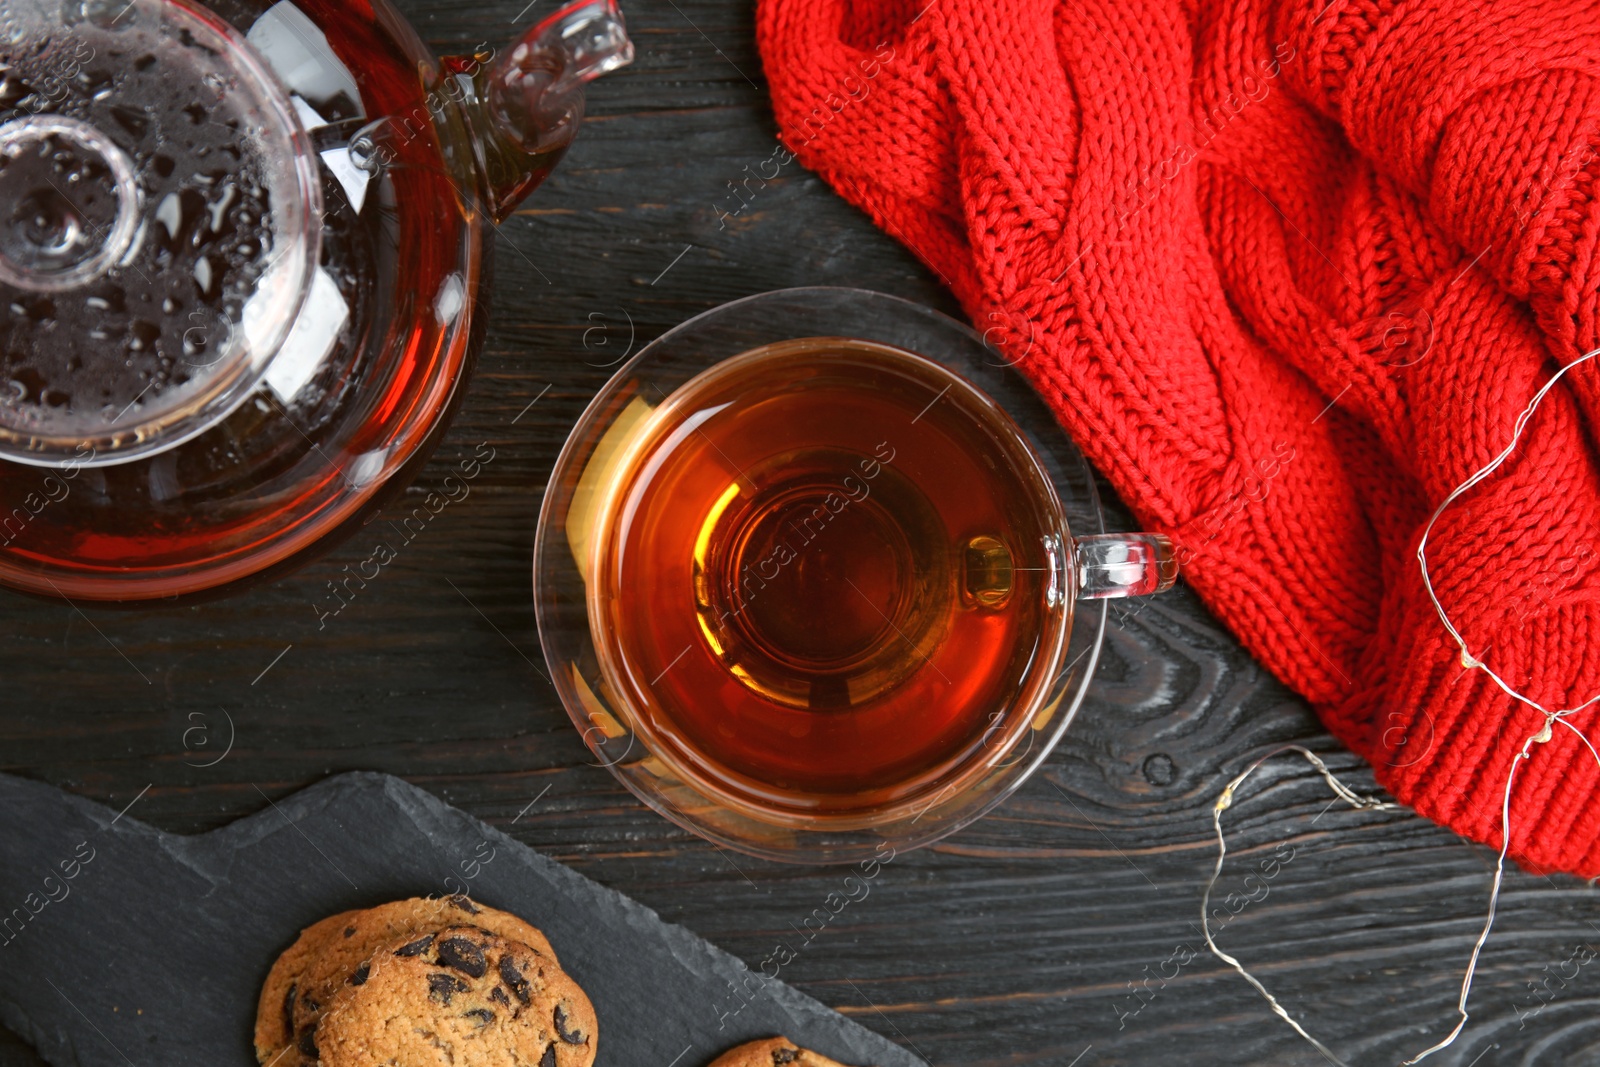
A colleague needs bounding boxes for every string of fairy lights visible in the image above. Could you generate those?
[1203,346,1600,1065]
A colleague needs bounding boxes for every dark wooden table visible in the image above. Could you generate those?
[5,3,1600,1065]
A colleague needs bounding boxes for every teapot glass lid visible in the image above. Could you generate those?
[0,0,319,466]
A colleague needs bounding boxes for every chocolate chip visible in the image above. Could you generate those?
[302,994,320,1013]
[772,1051,799,1065]
[554,1004,585,1044]
[540,1044,557,1067]
[437,936,488,978]
[427,973,471,1006]
[499,956,532,1005]
[281,983,296,1040]
[448,894,482,914]
[343,925,356,938]
[394,934,436,957]
[489,986,511,1007]
[464,1007,495,1027]
[348,962,370,986]
[296,1024,318,1058]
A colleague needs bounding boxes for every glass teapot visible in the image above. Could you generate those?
[0,0,632,600]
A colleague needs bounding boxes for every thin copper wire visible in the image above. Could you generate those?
[1204,347,1600,1065]
[1202,744,1398,1067]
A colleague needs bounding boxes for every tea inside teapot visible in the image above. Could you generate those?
[0,0,630,600]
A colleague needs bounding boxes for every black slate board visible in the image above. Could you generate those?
[0,771,920,1067]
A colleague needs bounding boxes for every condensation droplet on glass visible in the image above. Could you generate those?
[155,190,182,238]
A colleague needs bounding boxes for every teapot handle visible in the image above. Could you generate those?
[453,0,634,221]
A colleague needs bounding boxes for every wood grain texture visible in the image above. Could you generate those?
[4,2,1600,1065]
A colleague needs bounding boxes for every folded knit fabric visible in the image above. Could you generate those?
[755,0,1600,874]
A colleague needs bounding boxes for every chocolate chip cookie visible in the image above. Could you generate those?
[254,909,363,1066]
[287,896,558,1062]
[707,1038,862,1067]
[316,925,597,1067]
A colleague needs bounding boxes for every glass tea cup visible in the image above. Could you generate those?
[534,288,1176,863]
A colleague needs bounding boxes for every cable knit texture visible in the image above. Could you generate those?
[756,0,1600,874]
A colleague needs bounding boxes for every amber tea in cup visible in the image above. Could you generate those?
[591,339,1067,818]
[536,287,1175,862]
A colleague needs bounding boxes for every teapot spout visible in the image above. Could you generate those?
[461,0,633,221]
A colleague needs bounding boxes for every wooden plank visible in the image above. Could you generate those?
[1,2,1596,1065]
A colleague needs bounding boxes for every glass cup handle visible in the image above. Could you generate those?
[1074,533,1177,600]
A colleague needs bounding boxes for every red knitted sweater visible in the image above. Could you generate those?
[755,0,1600,875]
